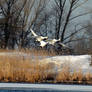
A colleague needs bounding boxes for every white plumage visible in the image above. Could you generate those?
[30,29,48,42]
[46,39,60,45]
[59,42,69,48]
[30,28,68,48]
[40,40,48,47]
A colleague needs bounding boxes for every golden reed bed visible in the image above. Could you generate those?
[0,49,92,84]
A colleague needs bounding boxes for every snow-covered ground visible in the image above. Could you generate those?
[40,55,92,73]
[0,52,92,73]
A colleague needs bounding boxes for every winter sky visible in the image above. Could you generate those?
[74,0,92,21]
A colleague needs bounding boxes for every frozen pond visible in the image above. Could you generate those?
[0,89,91,92]
[0,83,92,92]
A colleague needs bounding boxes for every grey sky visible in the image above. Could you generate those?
[49,0,92,23]
[75,0,92,21]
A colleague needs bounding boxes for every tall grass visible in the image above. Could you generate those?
[0,49,92,84]
[0,49,56,83]
[0,56,46,82]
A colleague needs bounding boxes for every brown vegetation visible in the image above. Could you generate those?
[0,50,92,84]
[0,49,56,83]
[55,67,92,84]
[0,55,48,83]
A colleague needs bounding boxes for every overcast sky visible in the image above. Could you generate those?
[64,0,92,26]
[75,0,92,21]
[49,0,92,23]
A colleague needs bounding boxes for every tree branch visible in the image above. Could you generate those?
[63,25,89,41]
[60,0,75,42]
[64,37,91,44]
[69,11,92,21]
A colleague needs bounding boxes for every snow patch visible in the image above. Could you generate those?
[40,55,92,73]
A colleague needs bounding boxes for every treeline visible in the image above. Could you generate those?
[0,0,48,49]
[0,0,91,54]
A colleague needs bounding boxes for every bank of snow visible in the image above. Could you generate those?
[0,52,92,73]
[40,55,92,73]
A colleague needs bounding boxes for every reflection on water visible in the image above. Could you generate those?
[0,90,90,92]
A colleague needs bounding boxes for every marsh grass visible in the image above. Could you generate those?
[0,56,47,82]
[0,49,92,84]
[0,49,56,83]
[55,68,92,84]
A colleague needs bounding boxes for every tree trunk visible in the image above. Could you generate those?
[4,22,10,48]
[60,1,74,42]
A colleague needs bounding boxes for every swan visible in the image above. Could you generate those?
[30,29,48,42]
[44,39,60,45]
[39,40,48,47]
[45,38,69,48]
[30,29,69,48]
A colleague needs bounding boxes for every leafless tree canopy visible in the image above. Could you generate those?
[0,0,91,54]
[0,0,48,49]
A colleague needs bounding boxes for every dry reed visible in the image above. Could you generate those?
[0,49,92,84]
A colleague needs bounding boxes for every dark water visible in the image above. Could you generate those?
[0,90,90,92]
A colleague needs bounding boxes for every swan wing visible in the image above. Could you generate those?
[30,29,38,37]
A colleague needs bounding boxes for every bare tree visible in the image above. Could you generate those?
[52,0,90,43]
[84,20,92,51]
[0,0,48,49]
[70,18,92,54]
[0,0,27,48]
